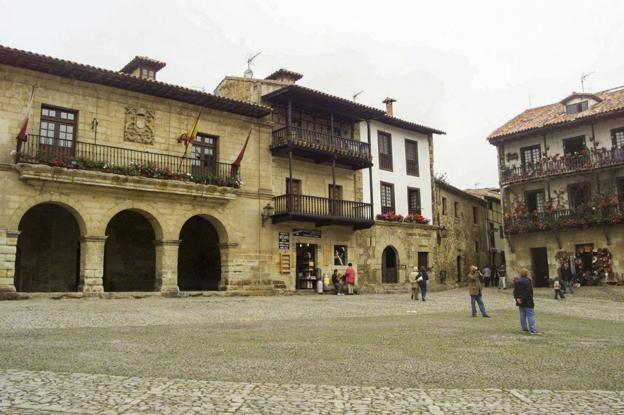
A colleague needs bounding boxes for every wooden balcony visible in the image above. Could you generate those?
[500,148,624,185]
[272,194,374,229]
[16,135,241,188]
[504,205,623,235]
[271,127,372,170]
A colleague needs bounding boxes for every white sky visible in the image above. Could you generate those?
[2,0,623,189]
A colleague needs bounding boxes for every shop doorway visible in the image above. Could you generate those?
[530,247,549,287]
[296,243,317,289]
[575,243,595,273]
[381,246,398,283]
[418,252,429,271]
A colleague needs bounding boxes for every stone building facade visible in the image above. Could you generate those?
[489,89,624,286]
[433,180,490,285]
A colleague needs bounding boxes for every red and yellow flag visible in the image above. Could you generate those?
[185,113,200,146]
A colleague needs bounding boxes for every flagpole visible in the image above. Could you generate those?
[177,112,201,174]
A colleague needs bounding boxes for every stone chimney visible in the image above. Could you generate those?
[382,97,396,117]
[265,69,303,84]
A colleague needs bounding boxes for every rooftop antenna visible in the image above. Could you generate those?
[580,71,595,92]
[474,182,481,189]
[244,52,261,78]
[352,90,364,101]
[528,94,533,108]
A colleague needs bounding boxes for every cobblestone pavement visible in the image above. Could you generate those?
[1,369,623,415]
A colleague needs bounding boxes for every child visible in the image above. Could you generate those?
[553,278,565,300]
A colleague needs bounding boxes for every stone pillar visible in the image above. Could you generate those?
[79,235,107,294]
[218,242,238,291]
[0,229,20,298]
[155,240,180,297]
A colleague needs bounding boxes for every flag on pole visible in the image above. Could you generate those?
[17,86,35,141]
[185,113,201,146]
[231,129,252,176]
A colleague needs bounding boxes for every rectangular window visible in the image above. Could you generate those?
[39,105,77,150]
[191,133,218,174]
[472,206,478,224]
[454,201,459,218]
[380,182,395,213]
[525,189,545,214]
[567,183,591,209]
[442,197,448,215]
[334,245,348,266]
[611,128,624,148]
[378,131,393,171]
[405,139,419,176]
[520,144,541,165]
[566,101,588,114]
[407,187,422,215]
[562,136,586,156]
[617,177,624,206]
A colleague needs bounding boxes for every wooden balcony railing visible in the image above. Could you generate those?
[272,194,373,227]
[271,127,371,161]
[504,204,623,235]
[16,135,241,188]
[500,147,624,185]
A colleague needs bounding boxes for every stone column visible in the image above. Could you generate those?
[155,240,180,297]
[0,229,20,299]
[79,235,107,294]
[218,242,238,291]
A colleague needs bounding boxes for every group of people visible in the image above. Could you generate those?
[480,265,507,289]
[408,266,429,301]
[466,265,538,334]
[331,263,356,295]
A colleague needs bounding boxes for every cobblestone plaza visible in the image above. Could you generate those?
[1,288,623,414]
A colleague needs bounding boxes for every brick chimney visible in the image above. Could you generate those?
[382,97,396,117]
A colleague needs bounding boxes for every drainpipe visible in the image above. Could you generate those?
[366,119,374,219]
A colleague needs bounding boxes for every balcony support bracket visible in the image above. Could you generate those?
[601,225,612,246]
[552,230,562,249]
[506,235,515,254]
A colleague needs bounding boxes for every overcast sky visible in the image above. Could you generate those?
[2,0,623,188]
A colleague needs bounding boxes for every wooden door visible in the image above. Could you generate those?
[530,247,549,287]
[286,178,302,212]
[328,184,343,216]
[382,246,398,283]
[191,134,218,177]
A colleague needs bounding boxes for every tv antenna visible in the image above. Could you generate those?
[352,90,364,101]
[580,71,595,92]
[244,52,261,78]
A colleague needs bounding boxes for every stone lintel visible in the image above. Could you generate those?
[154,239,182,247]
[81,235,108,243]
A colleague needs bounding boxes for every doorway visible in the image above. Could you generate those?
[530,247,550,287]
[178,216,221,291]
[296,243,317,289]
[575,243,595,274]
[456,256,462,282]
[382,246,398,283]
[418,252,429,271]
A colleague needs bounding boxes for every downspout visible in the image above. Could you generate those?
[366,119,374,220]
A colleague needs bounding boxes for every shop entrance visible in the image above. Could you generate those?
[296,243,317,289]
[530,247,549,287]
[575,243,595,274]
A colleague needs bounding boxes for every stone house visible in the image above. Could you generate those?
[464,187,505,269]
[488,88,624,286]
[433,180,490,285]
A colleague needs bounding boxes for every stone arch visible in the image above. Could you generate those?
[97,203,164,241]
[103,209,158,292]
[178,215,223,291]
[9,196,89,236]
[15,203,82,292]
[381,245,399,283]
[173,212,229,244]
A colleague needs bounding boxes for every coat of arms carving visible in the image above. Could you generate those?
[124,107,155,144]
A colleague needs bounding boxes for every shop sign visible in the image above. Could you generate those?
[293,228,321,238]
[278,232,290,250]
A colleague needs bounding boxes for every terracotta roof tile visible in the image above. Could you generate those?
[488,87,624,142]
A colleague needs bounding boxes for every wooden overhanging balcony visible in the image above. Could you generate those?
[271,127,372,170]
[16,135,241,188]
[504,204,623,235]
[272,194,374,229]
[500,147,624,185]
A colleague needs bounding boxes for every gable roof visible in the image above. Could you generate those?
[120,56,166,74]
[0,44,271,118]
[488,86,624,143]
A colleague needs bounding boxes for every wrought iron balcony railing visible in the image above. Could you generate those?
[271,127,372,167]
[16,135,241,188]
[272,194,374,229]
[500,147,624,185]
[504,204,623,235]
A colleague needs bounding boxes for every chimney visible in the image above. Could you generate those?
[265,69,303,84]
[120,56,166,81]
[382,97,396,117]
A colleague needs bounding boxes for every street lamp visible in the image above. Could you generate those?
[261,203,274,227]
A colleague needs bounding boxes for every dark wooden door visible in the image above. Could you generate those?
[191,134,217,177]
[38,106,77,160]
[328,184,343,216]
[530,247,550,287]
[382,246,398,283]
[286,178,302,212]
[418,252,429,270]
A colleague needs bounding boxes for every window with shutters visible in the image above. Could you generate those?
[378,132,393,171]
[520,145,540,166]
[38,106,77,157]
[612,128,624,148]
[405,139,419,176]
[407,187,421,215]
[380,182,395,213]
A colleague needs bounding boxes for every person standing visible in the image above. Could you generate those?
[418,266,429,301]
[514,268,538,334]
[498,264,507,290]
[559,261,574,294]
[482,266,492,287]
[344,263,356,295]
[331,269,343,296]
[553,278,565,300]
[467,265,490,317]
[408,266,420,301]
